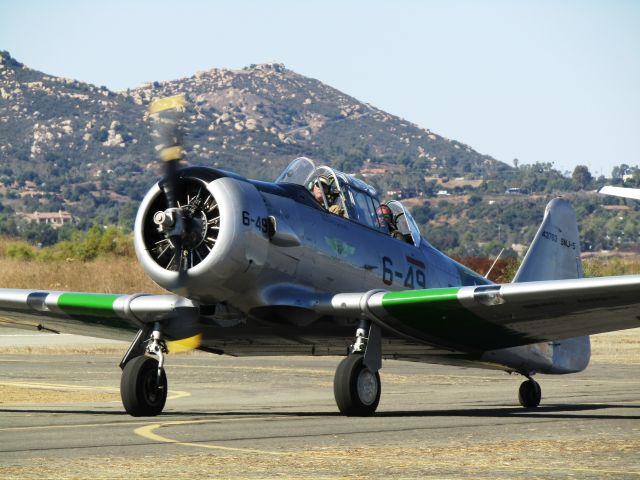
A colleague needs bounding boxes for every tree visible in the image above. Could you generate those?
[467,194,482,206]
[612,164,630,180]
[21,222,58,247]
[572,165,592,190]
[411,203,433,224]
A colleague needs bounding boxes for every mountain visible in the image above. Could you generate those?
[0,50,507,202]
[4,51,633,257]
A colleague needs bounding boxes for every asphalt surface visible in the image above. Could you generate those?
[0,331,639,478]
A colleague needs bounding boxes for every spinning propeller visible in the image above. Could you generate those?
[147,96,221,275]
[148,95,203,352]
[148,95,187,272]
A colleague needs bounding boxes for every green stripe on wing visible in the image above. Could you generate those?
[58,293,122,318]
[382,287,461,306]
[380,288,533,350]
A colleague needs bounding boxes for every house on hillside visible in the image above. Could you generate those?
[19,210,74,229]
[386,188,423,199]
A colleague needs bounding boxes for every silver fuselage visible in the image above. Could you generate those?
[134,168,588,374]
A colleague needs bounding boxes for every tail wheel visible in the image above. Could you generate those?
[121,355,168,416]
[334,354,381,416]
[518,378,541,408]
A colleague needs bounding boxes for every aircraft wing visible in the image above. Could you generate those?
[319,275,640,352]
[598,185,640,200]
[0,289,199,343]
[3,275,639,355]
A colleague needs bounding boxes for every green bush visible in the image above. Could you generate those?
[0,225,135,262]
[7,242,36,260]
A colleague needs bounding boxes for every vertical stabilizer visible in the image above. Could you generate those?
[513,198,583,282]
[506,198,589,374]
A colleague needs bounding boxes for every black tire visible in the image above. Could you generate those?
[121,355,167,417]
[518,378,541,408]
[334,354,381,416]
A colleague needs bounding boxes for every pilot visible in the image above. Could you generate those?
[376,204,411,243]
[313,176,344,216]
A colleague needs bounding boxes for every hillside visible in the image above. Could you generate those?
[0,50,637,256]
[0,50,504,188]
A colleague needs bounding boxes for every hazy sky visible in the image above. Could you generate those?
[1,0,638,176]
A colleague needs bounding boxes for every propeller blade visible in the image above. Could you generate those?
[149,95,187,272]
[148,94,186,210]
[167,333,202,353]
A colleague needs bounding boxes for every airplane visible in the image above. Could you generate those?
[1,95,639,417]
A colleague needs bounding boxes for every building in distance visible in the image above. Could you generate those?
[19,210,74,229]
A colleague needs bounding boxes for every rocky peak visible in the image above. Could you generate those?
[244,63,286,73]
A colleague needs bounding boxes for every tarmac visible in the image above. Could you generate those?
[1,327,639,479]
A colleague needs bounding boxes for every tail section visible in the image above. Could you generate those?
[513,197,583,283]
[486,198,590,375]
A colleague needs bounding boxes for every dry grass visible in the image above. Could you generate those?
[0,257,164,293]
[2,439,639,479]
[0,382,120,404]
[583,255,640,277]
[590,328,640,365]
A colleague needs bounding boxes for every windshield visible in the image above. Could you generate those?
[275,157,317,186]
[346,186,382,229]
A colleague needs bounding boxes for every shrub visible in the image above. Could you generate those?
[7,242,36,261]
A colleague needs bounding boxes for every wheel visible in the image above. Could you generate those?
[334,354,381,416]
[518,378,541,408]
[120,355,167,416]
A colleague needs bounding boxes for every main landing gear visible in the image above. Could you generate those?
[518,375,542,408]
[334,320,382,416]
[120,323,168,417]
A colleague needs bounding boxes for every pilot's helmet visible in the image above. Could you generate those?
[376,204,393,224]
[315,175,331,192]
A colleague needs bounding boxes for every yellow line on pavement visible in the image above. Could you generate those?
[134,420,285,456]
[0,415,279,433]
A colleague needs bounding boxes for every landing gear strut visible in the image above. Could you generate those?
[518,375,542,408]
[333,319,382,416]
[120,323,168,416]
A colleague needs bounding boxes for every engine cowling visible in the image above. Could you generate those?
[134,168,269,304]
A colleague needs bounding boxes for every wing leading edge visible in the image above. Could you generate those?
[319,275,640,352]
[0,289,199,342]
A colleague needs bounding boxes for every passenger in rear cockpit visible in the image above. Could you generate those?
[376,204,411,243]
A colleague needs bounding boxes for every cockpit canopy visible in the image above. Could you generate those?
[276,157,422,246]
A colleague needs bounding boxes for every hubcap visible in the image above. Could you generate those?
[356,368,378,406]
[143,371,163,405]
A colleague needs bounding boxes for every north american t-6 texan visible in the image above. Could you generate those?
[1,96,638,417]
